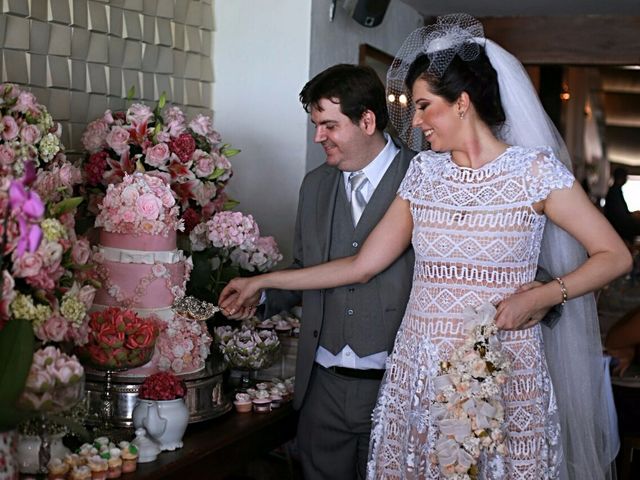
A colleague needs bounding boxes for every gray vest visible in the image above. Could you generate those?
[319,170,405,357]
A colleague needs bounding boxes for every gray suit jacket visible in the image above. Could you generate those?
[266,141,416,409]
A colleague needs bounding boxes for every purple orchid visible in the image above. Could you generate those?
[8,161,44,257]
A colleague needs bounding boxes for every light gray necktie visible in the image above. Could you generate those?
[348,171,369,226]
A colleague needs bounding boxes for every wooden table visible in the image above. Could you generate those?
[130,403,298,479]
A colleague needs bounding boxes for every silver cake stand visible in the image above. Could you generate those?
[84,351,231,428]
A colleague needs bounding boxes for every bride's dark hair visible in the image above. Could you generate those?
[405,49,505,128]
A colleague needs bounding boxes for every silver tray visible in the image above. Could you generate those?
[84,353,231,428]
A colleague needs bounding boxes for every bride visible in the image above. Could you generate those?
[220,14,630,479]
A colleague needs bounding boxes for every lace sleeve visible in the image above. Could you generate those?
[525,147,575,203]
[397,154,425,200]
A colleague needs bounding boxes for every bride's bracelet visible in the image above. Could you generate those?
[554,277,568,305]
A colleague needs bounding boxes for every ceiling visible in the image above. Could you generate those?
[400,0,640,17]
[398,1,640,170]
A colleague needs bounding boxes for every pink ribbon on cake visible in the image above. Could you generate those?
[99,230,177,251]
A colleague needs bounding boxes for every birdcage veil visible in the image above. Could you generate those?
[386,13,484,151]
[387,13,618,480]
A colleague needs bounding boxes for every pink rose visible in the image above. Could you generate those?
[58,163,81,188]
[188,115,212,137]
[0,144,15,166]
[20,124,41,144]
[103,109,114,124]
[39,241,63,267]
[106,126,130,155]
[126,103,154,127]
[0,270,16,324]
[193,150,215,178]
[15,91,39,114]
[136,193,162,220]
[78,285,96,309]
[71,238,91,265]
[35,314,68,343]
[120,184,139,204]
[81,118,110,153]
[122,210,136,223]
[12,251,43,278]
[1,115,19,141]
[145,143,170,168]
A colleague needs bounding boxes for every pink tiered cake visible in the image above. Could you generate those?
[92,173,211,375]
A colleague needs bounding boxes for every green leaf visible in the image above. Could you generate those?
[158,91,167,110]
[127,85,136,100]
[0,320,34,432]
[50,197,84,217]
[222,198,240,211]
[207,167,226,181]
[221,147,240,158]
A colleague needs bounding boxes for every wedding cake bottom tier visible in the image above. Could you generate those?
[85,307,212,376]
[94,260,186,309]
[84,354,230,427]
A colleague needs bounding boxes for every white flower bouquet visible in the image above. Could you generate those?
[432,303,511,479]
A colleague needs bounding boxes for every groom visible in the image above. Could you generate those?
[262,64,415,479]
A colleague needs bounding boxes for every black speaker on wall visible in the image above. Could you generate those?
[343,0,391,28]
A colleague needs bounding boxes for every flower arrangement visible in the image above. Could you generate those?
[188,211,282,303]
[153,315,212,374]
[214,323,280,370]
[75,307,160,370]
[138,372,186,401]
[0,85,93,431]
[17,346,84,413]
[95,172,183,237]
[431,303,511,479]
[81,96,239,232]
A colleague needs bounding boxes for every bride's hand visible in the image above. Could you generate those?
[495,282,549,330]
[219,277,262,317]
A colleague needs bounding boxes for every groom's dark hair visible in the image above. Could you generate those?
[299,64,389,132]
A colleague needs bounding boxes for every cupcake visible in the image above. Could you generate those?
[70,465,92,480]
[47,458,70,480]
[87,455,109,480]
[119,443,139,473]
[252,397,272,413]
[106,448,122,478]
[65,453,85,469]
[233,393,252,413]
[274,319,292,335]
[94,437,110,449]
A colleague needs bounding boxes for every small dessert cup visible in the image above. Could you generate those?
[252,398,272,413]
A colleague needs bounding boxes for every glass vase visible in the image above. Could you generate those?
[0,430,18,480]
[16,432,70,475]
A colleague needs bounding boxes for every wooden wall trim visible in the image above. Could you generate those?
[482,16,640,65]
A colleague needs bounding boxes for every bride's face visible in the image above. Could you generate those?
[410,79,458,152]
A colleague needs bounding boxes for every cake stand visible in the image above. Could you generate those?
[84,351,230,429]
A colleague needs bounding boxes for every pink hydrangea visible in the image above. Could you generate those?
[206,211,260,250]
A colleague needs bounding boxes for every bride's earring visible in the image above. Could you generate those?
[458,110,465,120]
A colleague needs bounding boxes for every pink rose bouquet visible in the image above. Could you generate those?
[76,307,160,370]
[80,95,239,232]
[138,372,187,401]
[187,211,282,303]
[94,172,183,237]
[0,85,94,431]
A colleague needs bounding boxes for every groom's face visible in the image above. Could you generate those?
[310,98,372,172]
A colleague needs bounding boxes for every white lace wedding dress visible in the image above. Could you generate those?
[367,146,574,479]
